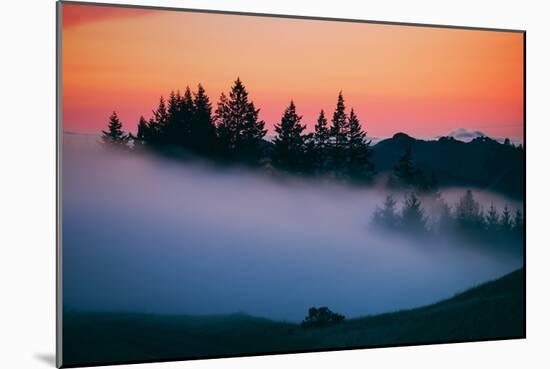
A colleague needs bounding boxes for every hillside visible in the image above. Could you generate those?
[62,269,524,367]
[371,133,524,197]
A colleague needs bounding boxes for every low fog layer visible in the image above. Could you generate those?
[62,135,523,322]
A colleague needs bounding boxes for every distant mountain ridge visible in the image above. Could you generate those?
[371,132,524,198]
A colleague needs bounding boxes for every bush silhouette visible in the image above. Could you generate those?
[301,307,345,328]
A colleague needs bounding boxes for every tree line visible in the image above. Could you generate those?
[101,78,375,181]
[373,189,524,247]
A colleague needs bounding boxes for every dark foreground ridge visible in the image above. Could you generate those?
[63,269,524,367]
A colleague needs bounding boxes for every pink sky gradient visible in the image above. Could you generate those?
[62,4,524,142]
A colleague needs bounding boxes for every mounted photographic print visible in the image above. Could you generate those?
[57,1,526,367]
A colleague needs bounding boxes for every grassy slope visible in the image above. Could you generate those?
[62,269,524,367]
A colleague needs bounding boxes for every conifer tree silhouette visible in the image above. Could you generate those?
[313,109,331,173]
[500,205,512,232]
[512,209,523,233]
[373,195,399,229]
[149,96,169,143]
[133,115,149,148]
[485,203,500,233]
[346,108,374,180]
[330,91,350,175]
[101,111,130,149]
[191,84,217,155]
[179,87,195,143]
[165,90,182,144]
[394,146,418,186]
[401,192,426,233]
[214,78,266,162]
[455,189,484,231]
[273,100,307,171]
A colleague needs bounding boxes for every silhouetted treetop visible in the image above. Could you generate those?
[346,108,374,180]
[272,100,307,171]
[214,78,267,162]
[101,111,130,149]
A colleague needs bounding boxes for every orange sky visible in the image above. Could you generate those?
[61,3,524,142]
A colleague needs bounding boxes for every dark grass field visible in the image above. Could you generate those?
[62,268,524,367]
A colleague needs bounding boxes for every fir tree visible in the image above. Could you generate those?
[373,195,399,229]
[401,192,426,233]
[313,109,331,173]
[330,91,349,173]
[214,92,231,152]
[485,203,500,232]
[455,189,484,231]
[149,96,169,142]
[191,84,217,154]
[422,172,439,193]
[165,90,181,143]
[133,115,149,148]
[272,100,307,171]
[435,198,453,233]
[512,209,523,233]
[500,205,512,232]
[346,108,374,180]
[214,78,266,161]
[101,111,130,149]
[393,146,420,187]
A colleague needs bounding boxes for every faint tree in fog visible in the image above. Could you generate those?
[435,198,453,233]
[513,209,523,234]
[401,192,427,233]
[455,190,484,232]
[272,100,307,172]
[101,111,130,149]
[485,203,500,233]
[500,205,513,232]
[373,195,399,230]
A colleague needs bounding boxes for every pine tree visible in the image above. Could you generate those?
[373,195,399,230]
[393,146,418,186]
[101,111,130,149]
[191,84,217,154]
[180,87,195,124]
[133,115,149,148]
[330,92,349,173]
[346,108,374,180]
[455,189,484,231]
[149,96,169,142]
[272,100,307,171]
[422,172,439,193]
[401,192,426,233]
[436,198,453,233]
[214,78,266,161]
[214,92,231,152]
[500,205,512,232]
[486,203,500,232]
[175,87,194,146]
[512,209,523,233]
[165,90,181,143]
[313,109,331,173]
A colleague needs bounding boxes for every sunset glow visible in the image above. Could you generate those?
[61,3,524,142]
